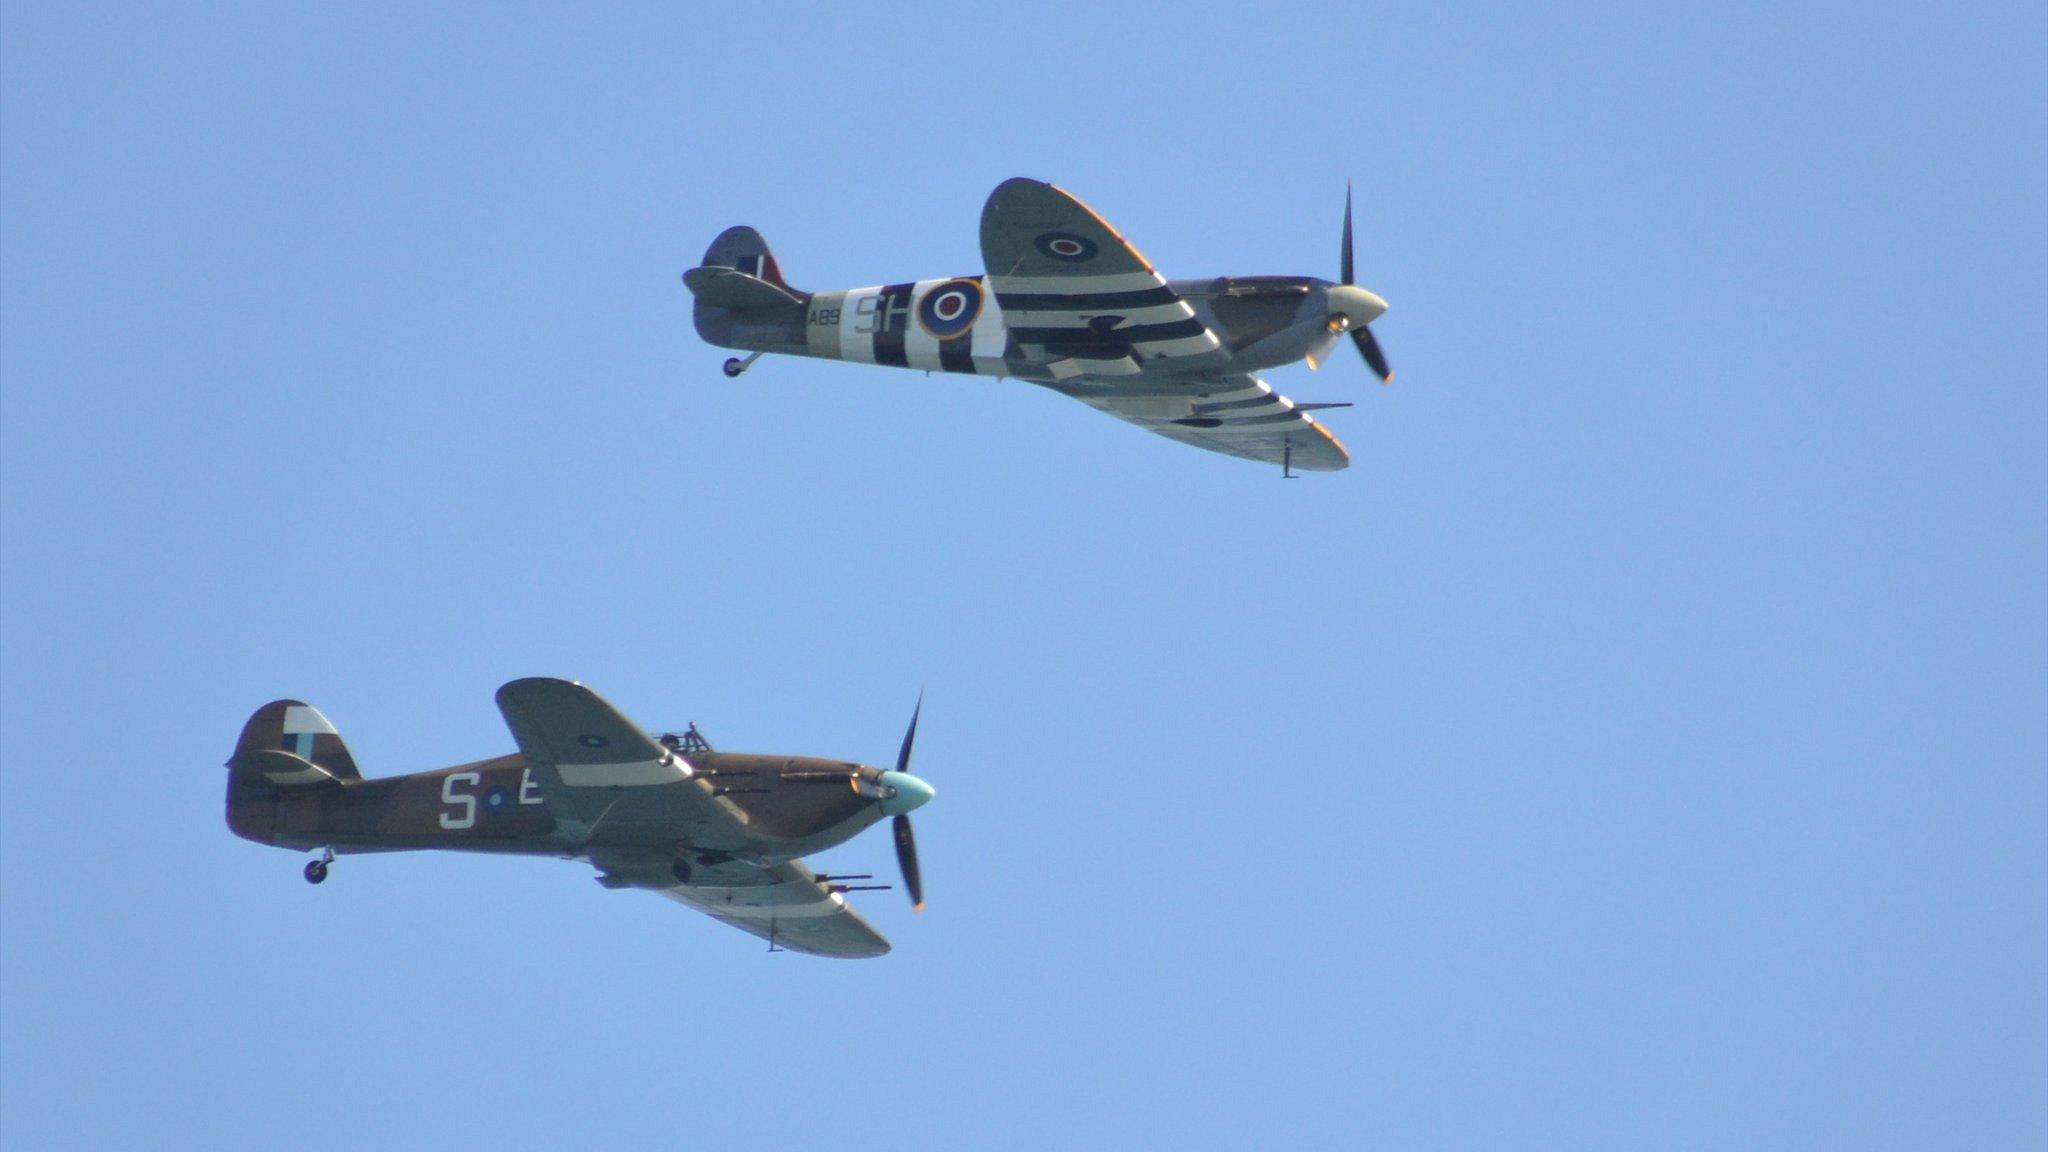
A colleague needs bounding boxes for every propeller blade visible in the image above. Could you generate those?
[895,694,921,776]
[893,814,924,911]
[1352,325,1393,383]
[1341,181,1355,286]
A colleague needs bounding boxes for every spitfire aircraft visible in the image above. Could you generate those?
[225,678,935,958]
[687,177,1394,474]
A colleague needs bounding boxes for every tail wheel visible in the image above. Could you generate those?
[303,860,329,885]
[722,358,745,378]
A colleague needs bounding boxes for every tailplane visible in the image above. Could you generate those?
[686,225,807,356]
[685,226,806,313]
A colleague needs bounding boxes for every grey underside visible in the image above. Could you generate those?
[591,851,890,958]
[693,285,1349,472]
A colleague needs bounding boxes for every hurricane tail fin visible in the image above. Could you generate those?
[229,701,362,786]
[226,700,361,844]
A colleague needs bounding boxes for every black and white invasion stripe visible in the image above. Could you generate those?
[987,270,1223,373]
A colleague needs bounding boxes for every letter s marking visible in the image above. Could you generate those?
[441,771,480,829]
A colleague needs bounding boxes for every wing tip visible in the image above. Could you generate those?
[1308,421,1352,471]
[495,676,577,717]
[497,675,581,695]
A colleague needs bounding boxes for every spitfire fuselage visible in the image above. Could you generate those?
[695,275,1343,386]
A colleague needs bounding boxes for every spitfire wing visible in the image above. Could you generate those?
[981,179,1348,470]
[493,677,751,847]
[981,177,1232,379]
[1067,374,1350,471]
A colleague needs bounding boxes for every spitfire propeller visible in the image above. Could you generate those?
[1325,182,1393,383]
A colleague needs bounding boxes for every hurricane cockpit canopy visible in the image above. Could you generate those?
[654,723,713,756]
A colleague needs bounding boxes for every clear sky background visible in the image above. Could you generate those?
[3,4,2043,1148]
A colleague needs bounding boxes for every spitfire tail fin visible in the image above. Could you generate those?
[699,225,794,291]
[687,225,807,346]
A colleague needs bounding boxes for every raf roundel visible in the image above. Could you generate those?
[1033,232,1098,262]
[486,786,509,809]
[916,279,983,340]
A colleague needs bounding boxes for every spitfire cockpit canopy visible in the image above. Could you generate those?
[1187,275,1316,299]
[655,723,713,755]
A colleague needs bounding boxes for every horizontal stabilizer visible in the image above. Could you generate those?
[229,748,342,790]
[683,265,805,312]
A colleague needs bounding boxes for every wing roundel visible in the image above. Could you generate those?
[492,677,748,843]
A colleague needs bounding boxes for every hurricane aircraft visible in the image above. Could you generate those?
[687,177,1395,475]
[224,677,935,958]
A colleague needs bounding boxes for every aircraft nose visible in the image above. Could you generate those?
[876,770,935,815]
[1327,284,1388,326]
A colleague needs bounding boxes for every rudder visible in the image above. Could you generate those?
[229,700,362,784]
[699,225,794,291]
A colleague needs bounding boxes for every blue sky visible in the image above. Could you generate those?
[2,3,2042,1147]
